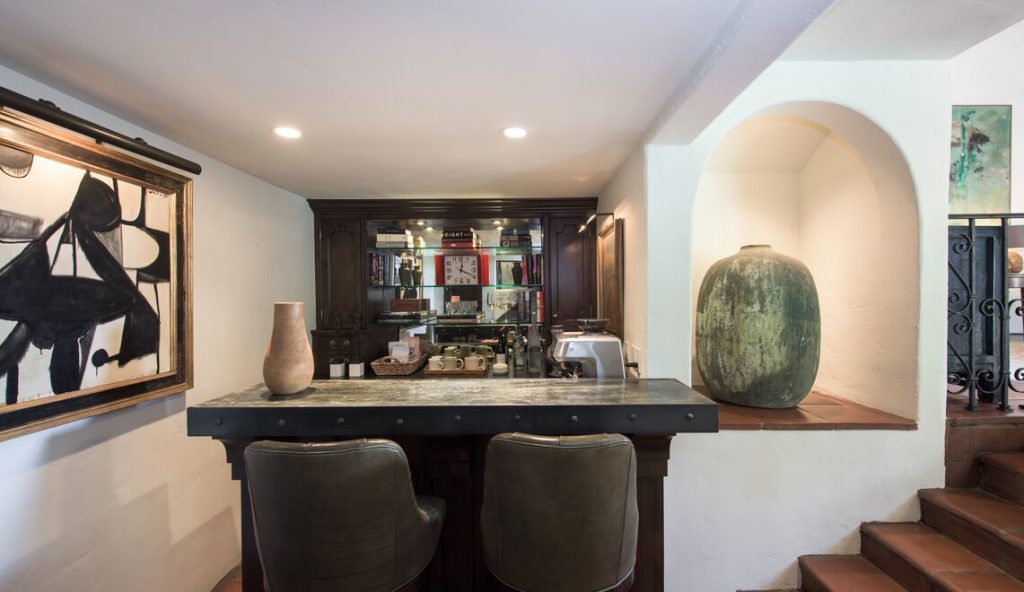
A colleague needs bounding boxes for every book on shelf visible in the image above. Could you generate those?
[435,312,484,324]
[499,235,533,247]
[499,227,533,247]
[376,310,437,324]
[495,253,544,286]
[441,226,480,248]
[375,227,413,248]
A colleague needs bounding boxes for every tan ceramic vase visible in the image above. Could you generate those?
[263,302,314,395]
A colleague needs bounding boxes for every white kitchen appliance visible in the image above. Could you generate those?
[548,321,626,378]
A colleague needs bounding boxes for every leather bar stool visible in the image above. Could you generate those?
[244,439,445,592]
[481,433,638,592]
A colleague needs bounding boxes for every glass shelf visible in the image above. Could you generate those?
[374,320,543,328]
[370,284,543,289]
[370,245,542,255]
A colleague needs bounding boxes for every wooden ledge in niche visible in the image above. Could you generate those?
[692,386,917,431]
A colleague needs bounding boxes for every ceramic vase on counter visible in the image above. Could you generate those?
[695,245,820,409]
[263,302,314,395]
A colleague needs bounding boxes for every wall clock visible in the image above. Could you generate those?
[443,255,480,285]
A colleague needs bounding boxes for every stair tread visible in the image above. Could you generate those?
[980,451,1024,473]
[862,522,1003,573]
[934,571,1024,591]
[921,488,1024,542]
[799,555,905,591]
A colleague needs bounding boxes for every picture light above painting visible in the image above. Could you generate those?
[0,106,194,442]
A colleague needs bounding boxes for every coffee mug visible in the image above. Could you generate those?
[428,355,443,370]
[442,357,465,371]
[464,354,486,371]
[443,345,461,358]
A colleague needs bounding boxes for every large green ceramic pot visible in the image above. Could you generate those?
[696,245,820,409]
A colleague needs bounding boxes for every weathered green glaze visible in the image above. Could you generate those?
[696,245,820,409]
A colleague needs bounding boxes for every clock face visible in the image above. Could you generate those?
[444,255,479,285]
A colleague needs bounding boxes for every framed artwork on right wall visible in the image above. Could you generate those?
[950,105,1011,214]
[596,217,624,338]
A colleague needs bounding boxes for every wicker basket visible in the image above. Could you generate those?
[370,353,429,376]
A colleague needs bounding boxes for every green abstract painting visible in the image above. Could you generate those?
[950,105,1011,214]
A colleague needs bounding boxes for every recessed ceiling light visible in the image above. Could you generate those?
[492,219,502,225]
[417,220,426,226]
[274,126,302,139]
[502,127,528,139]
[425,226,434,232]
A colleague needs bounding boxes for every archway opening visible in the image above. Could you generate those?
[691,103,920,418]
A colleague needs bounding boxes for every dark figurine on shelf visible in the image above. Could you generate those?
[399,260,413,286]
[512,261,524,285]
[408,262,423,298]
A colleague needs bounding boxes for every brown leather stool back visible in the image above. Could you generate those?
[481,433,638,592]
[244,439,445,592]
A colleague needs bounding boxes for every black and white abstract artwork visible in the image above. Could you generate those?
[0,148,176,407]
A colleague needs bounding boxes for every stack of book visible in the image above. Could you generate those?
[369,252,400,286]
[523,253,543,284]
[441,226,479,248]
[376,226,413,248]
[499,227,533,247]
[376,310,437,325]
[435,312,484,324]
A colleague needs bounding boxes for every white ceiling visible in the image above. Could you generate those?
[4,1,1017,199]
[0,0,831,199]
[784,0,1024,60]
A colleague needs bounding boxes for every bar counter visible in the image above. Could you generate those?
[188,378,717,592]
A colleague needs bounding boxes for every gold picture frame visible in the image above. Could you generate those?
[597,217,624,338]
[0,110,193,441]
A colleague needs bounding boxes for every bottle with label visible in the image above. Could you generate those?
[496,327,508,364]
[514,331,527,369]
[527,322,543,374]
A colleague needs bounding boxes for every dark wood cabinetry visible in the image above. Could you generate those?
[308,198,597,375]
[548,215,595,330]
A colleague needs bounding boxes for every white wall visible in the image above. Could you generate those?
[799,131,919,416]
[953,19,1024,213]
[648,61,949,590]
[953,20,1024,334]
[597,147,647,373]
[0,65,315,592]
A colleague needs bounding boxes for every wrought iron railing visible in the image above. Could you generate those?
[947,213,1024,411]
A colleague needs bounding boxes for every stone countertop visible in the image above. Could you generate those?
[188,378,718,437]
[193,378,715,408]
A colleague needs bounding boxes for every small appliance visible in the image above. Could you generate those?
[548,319,626,379]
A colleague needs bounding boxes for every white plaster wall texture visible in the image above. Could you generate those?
[645,61,949,590]
[799,132,919,417]
[0,64,315,592]
[952,20,1024,334]
[597,147,648,374]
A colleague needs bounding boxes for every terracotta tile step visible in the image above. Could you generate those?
[980,452,1024,506]
[799,555,905,591]
[920,488,1024,581]
[861,522,1024,591]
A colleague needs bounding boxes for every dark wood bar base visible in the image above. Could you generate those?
[218,434,673,592]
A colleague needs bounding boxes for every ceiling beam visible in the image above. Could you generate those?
[645,0,836,145]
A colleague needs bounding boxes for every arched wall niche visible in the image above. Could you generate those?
[690,101,920,418]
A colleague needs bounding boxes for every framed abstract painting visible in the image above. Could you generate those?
[950,105,1011,214]
[0,110,193,441]
[596,217,624,338]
